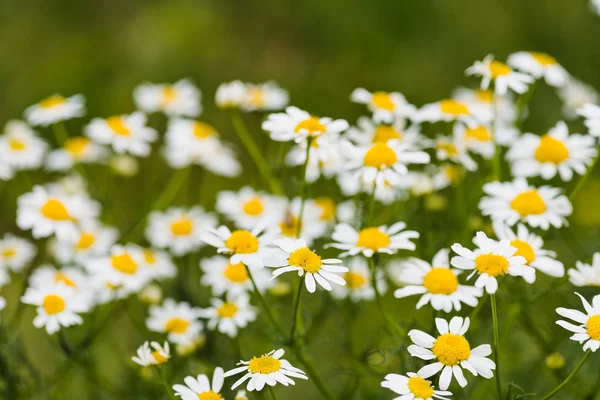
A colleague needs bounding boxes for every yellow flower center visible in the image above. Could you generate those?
[279,216,300,237]
[510,239,535,264]
[423,268,458,294]
[64,137,90,158]
[9,138,26,151]
[198,391,222,400]
[356,227,390,251]
[363,142,397,169]
[407,376,435,399]
[217,302,239,318]
[151,350,169,364]
[111,253,138,274]
[225,230,259,254]
[41,199,71,221]
[436,142,458,156]
[465,126,491,141]
[294,117,326,136]
[162,86,177,105]
[143,249,156,264]
[43,294,66,315]
[288,247,322,273]
[223,262,249,283]
[474,254,509,277]
[445,165,461,182]
[55,273,76,287]
[531,52,557,66]
[373,125,402,142]
[242,197,264,216]
[510,190,547,217]
[344,272,367,289]
[106,116,131,136]
[2,248,16,258]
[171,218,193,236]
[76,232,95,250]
[193,122,216,139]
[371,92,395,111]
[40,95,66,109]
[586,315,600,341]
[247,88,265,107]
[440,99,469,115]
[248,355,281,374]
[534,135,569,164]
[432,333,471,366]
[475,89,493,103]
[165,317,190,334]
[489,60,512,78]
[314,197,336,220]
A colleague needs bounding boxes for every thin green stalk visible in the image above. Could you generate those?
[364,178,378,228]
[157,367,175,400]
[268,386,279,400]
[540,350,592,400]
[296,138,313,237]
[244,265,283,334]
[289,276,305,342]
[368,256,404,337]
[52,121,69,147]
[468,292,489,320]
[569,152,600,200]
[490,293,502,399]
[291,348,335,400]
[230,111,283,195]
[514,81,537,129]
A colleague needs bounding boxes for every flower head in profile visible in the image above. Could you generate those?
[216,80,248,109]
[346,116,424,148]
[330,257,387,302]
[275,197,327,244]
[433,134,477,171]
[86,244,151,294]
[146,298,203,345]
[198,293,257,337]
[350,88,416,123]
[453,123,494,160]
[29,264,87,293]
[416,98,491,128]
[328,222,419,258]
[381,372,452,400]
[46,136,108,171]
[216,187,285,230]
[0,234,36,272]
[242,81,289,112]
[0,121,48,171]
[408,317,495,390]
[556,292,600,352]
[568,253,600,287]
[134,79,201,117]
[132,341,170,367]
[224,348,308,391]
[262,106,348,143]
[85,112,158,157]
[173,367,225,400]
[466,55,534,95]
[507,51,568,87]
[51,220,118,265]
[24,94,85,126]
[200,255,273,297]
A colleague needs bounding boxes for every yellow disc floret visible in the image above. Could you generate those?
[363,142,397,169]
[224,262,249,283]
[43,294,66,315]
[243,197,264,216]
[171,218,193,236]
[534,135,569,164]
[423,268,458,294]
[288,247,322,273]
[357,228,390,251]
[225,230,259,254]
[217,302,239,318]
[41,199,71,221]
[295,117,326,136]
[164,317,190,334]
[510,190,547,217]
[474,254,509,277]
[407,376,435,399]
[371,92,395,111]
[586,315,600,341]
[40,95,66,109]
[531,52,557,66]
[432,333,471,366]
[344,272,367,289]
[106,116,131,136]
[440,99,469,115]
[373,125,402,142]
[111,253,138,274]
[489,61,512,78]
[248,355,282,374]
[510,239,535,264]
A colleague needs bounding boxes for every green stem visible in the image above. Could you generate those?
[514,81,537,129]
[52,121,69,147]
[540,350,592,400]
[296,138,313,237]
[368,256,404,337]
[569,152,600,200]
[490,293,502,399]
[244,265,283,334]
[157,367,175,400]
[292,348,335,400]
[468,292,489,320]
[289,276,305,342]
[230,111,283,195]
[492,95,502,181]
[268,385,279,400]
[364,177,378,228]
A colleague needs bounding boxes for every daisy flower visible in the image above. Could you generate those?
[0,234,36,272]
[29,265,88,292]
[558,79,599,119]
[381,372,452,400]
[450,231,533,294]
[466,55,534,95]
[415,98,491,128]
[433,135,477,171]
[0,120,48,170]
[21,281,90,334]
[346,116,424,148]
[267,238,347,293]
[506,121,596,181]
[337,170,411,204]
[146,298,203,345]
[140,248,177,281]
[198,293,257,337]
[17,185,100,239]
[173,367,225,400]
[452,88,518,121]
[134,79,201,117]
[394,249,483,313]
[328,222,419,258]
[86,244,151,294]
[453,123,494,159]
[350,88,416,123]
[146,206,217,256]
[51,220,118,264]
[85,112,158,157]
[45,136,108,171]
[568,253,600,287]
[24,94,85,126]
[493,222,564,278]
[330,257,387,302]
[200,255,273,296]
[224,348,308,391]
[242,81,289,112]
[261,106,348,143]
[408,317,495,390]
[507,51,568,87]
[285,132,345,183]
[216,80,247,109]
[578,103,600,137]
[275,197,328,244]
[216,187,285,230]
[479,178,572,230]
[132,341,170,367]
[556,292,600,352]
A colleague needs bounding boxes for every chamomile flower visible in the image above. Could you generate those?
[350,88,416,123]
[408,317,495,390]
[173,368,225,400]
[434,135,477,171]
[450,231,533,294]
[45,136,108,171]
[146,299,203,345]
[381,372,452,400]
[311,197,341,225]
[85,112,158,157]
[24,94,85,126]
[198,293,257,337]
[21,282,89,334]
[140,248,177,280]
[200,255,273,296]
[0,121,47,170]
[195,140,242,177]
[216,80,247,108]
[506,121,596,181]
[479,179,572,230]
[285,132,345,183]
[507,51,568,87]
[86,244,151,294]
[337,170,410,204]
[568,253,600,287]
[453,123,494,159]
[452,87,517,122]
[493,222,565,278]
[268,238,347,293]
[558,79,599,119]
[200,223,278,268]
[29,265,87,292]
[556,292,600,352]
[216,187,285,230]
[132,341,171,367]
[261,106,348,143]
[134,79,201,117]
[146,206,217,256]
[51,220,118,264]
[578,103,600,137]
[17,185,99,239]
[466,55,534,95]
[0,234,36,272]
[328,222,419,258]
[416,99,491,128]
[224,348,308,391]
[330,257,387,302]
[275,197,327,243]
[242,82,289,112]
[346,116,424,148]
[394,249,483,313]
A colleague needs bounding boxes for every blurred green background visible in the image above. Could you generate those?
[2,0,600,399]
